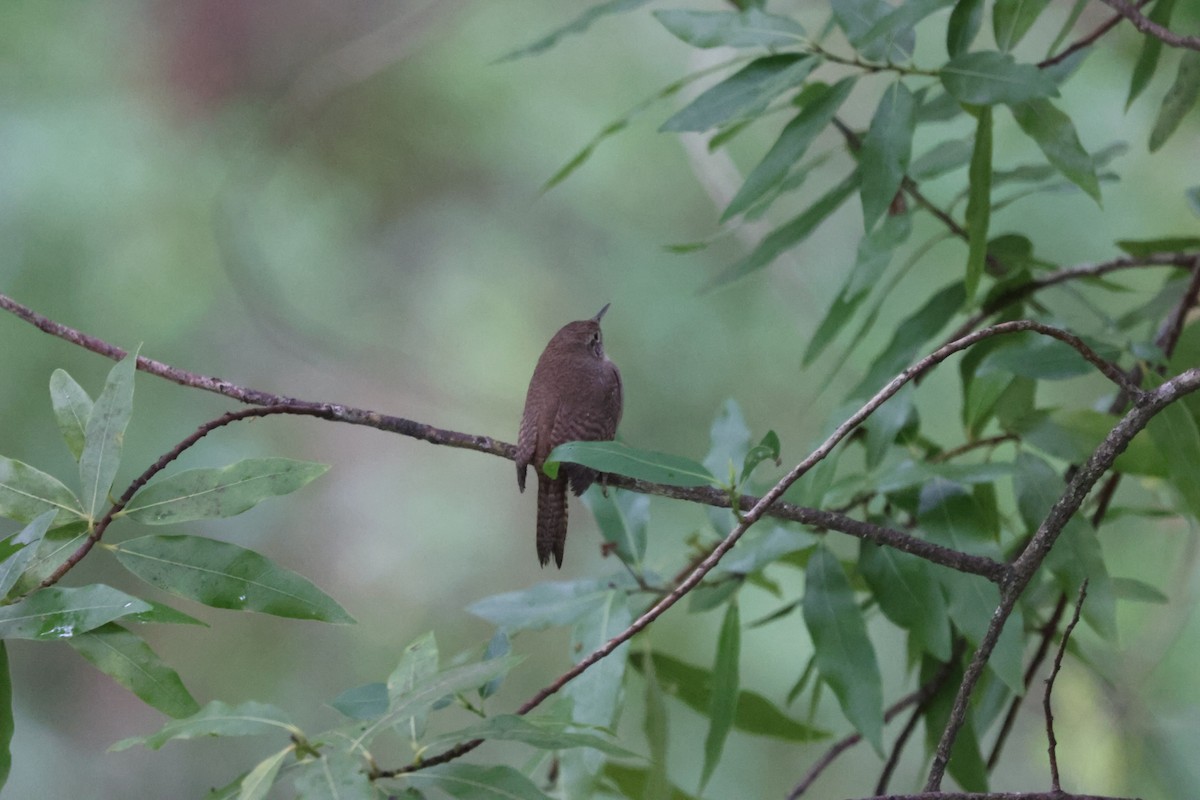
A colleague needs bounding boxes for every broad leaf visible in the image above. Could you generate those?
[123,459,329,524]
[660,55,816,133]
[860,82,916,232]
[703,399,752,479]
[0,584,150,640]
[402,763,554,800]
[49,369,93,462]
[858,0,955,57]
[111,700,296,751]
[545,441,716,487]
[978,331,1101,379]
[700,602,739,791]
[330,683,388,720]
[467,579,612,631]
[497,0,652,61]
[723,78,855,221]
[993,0,1051,51]
[582,486,649,564]
[291,749,374,800]
[1011,98,1100,202]
[386,631,439,738]
[965,105,993,304]
[802,548,883,753]
[859,542,952,660]
[112,535,354,624]
[0,510,55,599]
[1149,50,1200,152]
[68,622,200,718]
[80,351,138,520]
[831,0,915,61]
[654,8,804,49]
[941,51,1058,105]
[0,456,84,525]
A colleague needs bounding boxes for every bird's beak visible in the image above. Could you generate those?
[593,303,611,322]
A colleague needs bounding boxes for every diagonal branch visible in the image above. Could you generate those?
[1099,0,1200,50]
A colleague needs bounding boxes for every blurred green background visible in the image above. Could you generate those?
[1,1,1199,797]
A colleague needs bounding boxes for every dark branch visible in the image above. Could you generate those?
[1038,0,1152,68]
[1099,0,1200,50]
[1045,581,1089,793]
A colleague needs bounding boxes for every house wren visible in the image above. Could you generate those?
[516,304,623,567]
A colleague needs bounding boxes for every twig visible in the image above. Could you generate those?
[36,405,324,590]
[1038,0,1152,68]
[924,367,1200,791]
[1099,0,1200,51]
[930,434,1017,464]
[1045,581,1088,792]
[849,793,1142,800]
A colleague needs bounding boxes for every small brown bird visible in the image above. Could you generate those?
[516,304,623,567]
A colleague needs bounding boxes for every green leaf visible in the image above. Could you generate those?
[80,350,138,520]
[858,0,955,55]
[993,0,1051,51]
[111,700,296,751]
[497,0,652,61]
[112,535,355,624]
[875,459,1017,493]
[641,647,671,800]
[703,399,752,479]
[1011,409,1164,476]
[67,622,200,718]
[239,746,292,800]
[802,547,883,754]
[0,643,11,792]
[123,459,329,525]
[0,584,151,640]
[922,656,989,792]
[1010,98,1100,202]
[707,170,859,289]
[965,105,993,305]
[386,631,439,737]
[467,579,611,631]
[941,51,1058,105]
[947,0,985,57]
[831,0,915,61]
[977,331,1101,379]
[0,456,85,525]
[1126,0,1177,108]
[1116,236,1200,257]
[859,542,952,660]
[0,510,55,599]
[1148,385,1200,522]
[910,137,973,179]
[291,749,374,800]
[603,763,699,800]
[582,486,649,564]
[654,8,804,49]
[9,522,87,594]
[425,714,636,758]
[330,683,388,720]
[1112,577,1169,604]
[402,763,554,800]
[1149,50,1200,152]
[741,430,782,483]
[860,82,916,232]
[126,600,209,627]
[723,78,855,221]
[700,602,739,791]
[660,55,816,133]
[629,651,827,742]
[49,369,93,462]
[545,441,716,487]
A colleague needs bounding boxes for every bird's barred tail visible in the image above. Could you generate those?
[536,477,568,568]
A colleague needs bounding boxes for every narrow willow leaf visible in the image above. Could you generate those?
[741,430,782,483]
[424,714,636,758]
[291,749,374,800]
[860,543,951,660]
[111,700,296,751]
[126,600,208,627]
[860,81,916,232]
[403,763,554,800]
[1011,98,1100,202]
[703,399,752,479]
[497,0,652,62]
[123,459,329,525]
[386,631,439,738]
[965,106,993,304]
[467,579,610,631]
[1047,0,1089,56]
[112,535,355,624]
[723,78,855,221]
[946,0,984,57]
[1150,51,1200,151]
[993,0,1051,51]
[603,763,699,800]
[654,8,804,49]
[68,622,200,718]
[0,510,55,599]
[850,283,964,399]
[706,171,858,290]
[545,441,716,487]
[700,602,740,791]
[330,682,388,720]
[1126,0,1177,108]
[858,0,955,54]
[910,137,973,180]
[978,330,1113,380]
[831,0,915,61]
[941,51,1058,105]
[239,746,292,800]
[802,548,883,753]
[1112,577,1169,604]
[0,643,11,792]
[0,584,151,641]
[49,369,93,462]
[660,55,816,133]
[80,350,138,520]
[922,657,989,792]
[641,648,671,800]
[10,522,87,594]
[1116,236,1200,256]
[1148,386,1200,522]
[582,486,649,564]
[0,456,85,525]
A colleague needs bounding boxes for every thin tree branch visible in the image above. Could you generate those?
[924,367,1200,791]
[930,434,1017,464]
[1099,0,1200,51]
[1045,581,1088,793]
[1038,0,1152,68]
[851,793,1141,800]
[36,405,326,590]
